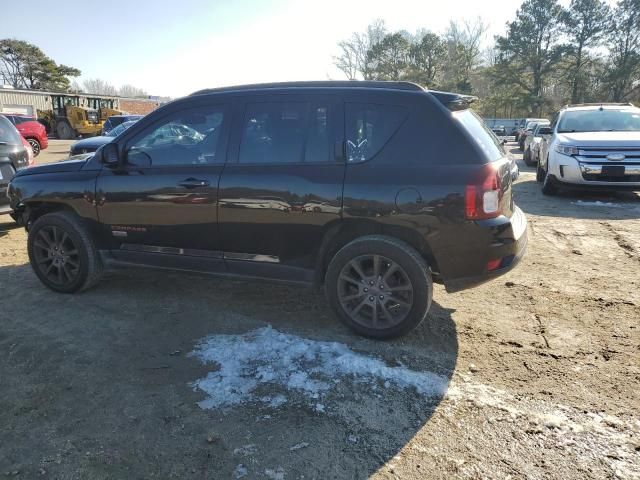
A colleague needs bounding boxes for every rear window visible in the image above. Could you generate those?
[453,110,503,161]
[346,103,407,163]
[0,115,22,144]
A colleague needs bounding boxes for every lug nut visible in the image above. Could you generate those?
[364,288,368,292]
[369,281,374,285]
[369,296,374,301]
[379,295,384,300]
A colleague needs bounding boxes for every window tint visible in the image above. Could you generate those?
[305,105,331,163]
[240,103,305,164]
[453,110,503,161]
[345,103,407,163]
[127,106,225,166]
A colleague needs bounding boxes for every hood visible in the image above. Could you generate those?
[556,131,640,147]
[13,155,91,177]
[71,136,113,149]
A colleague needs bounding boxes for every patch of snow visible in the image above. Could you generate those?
[572,200,632,208]
[234,464,248,479]
[233,444,257,457]
[264,467,285,480]
[189,327,448,410]
[289,442,309,451]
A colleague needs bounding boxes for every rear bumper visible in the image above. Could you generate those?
[444,206,528,293]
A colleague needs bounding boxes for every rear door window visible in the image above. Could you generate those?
[345,103,407,163]
[453,110,503,161]
[238,102,333,164]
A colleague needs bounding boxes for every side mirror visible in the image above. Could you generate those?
[101,142,120,166]
[502,139,507,145]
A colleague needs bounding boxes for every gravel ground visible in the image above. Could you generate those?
[1,143,639,479]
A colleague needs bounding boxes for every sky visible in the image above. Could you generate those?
[1,0,592,98]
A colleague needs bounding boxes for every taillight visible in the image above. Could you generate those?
[465,164,503,220]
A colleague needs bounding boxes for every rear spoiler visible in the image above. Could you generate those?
[429,90,478,112]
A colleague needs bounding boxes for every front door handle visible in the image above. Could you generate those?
[178,178,210,188]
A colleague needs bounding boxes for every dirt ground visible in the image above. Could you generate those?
[1,141,639,479]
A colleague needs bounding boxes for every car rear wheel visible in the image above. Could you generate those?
[27,138,41,156]
[523,147,532,166]
[325,235,432,339]
[28,211,103,293]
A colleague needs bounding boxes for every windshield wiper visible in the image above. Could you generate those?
[557,129,577,133]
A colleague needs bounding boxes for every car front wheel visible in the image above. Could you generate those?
[28,211,103,293]
[325,235,432,339]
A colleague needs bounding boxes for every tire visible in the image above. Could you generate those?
[514,133,519,142]
[325,235,433,339]
[56,121,74,140]
[519,140,524,152]
[536,162,545,182]
[541,165,558,196]
[523,148,532,166]
[27,138,41,156]
[27,211,103,293]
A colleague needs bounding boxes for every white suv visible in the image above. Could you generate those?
[537,104,640,195]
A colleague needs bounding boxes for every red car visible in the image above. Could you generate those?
[1,114,48,156]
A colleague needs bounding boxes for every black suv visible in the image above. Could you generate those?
[8,82,527,338]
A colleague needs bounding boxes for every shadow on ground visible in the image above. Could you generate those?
[0,263,457,478]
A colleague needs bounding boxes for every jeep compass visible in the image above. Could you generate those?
[8,81,527,338]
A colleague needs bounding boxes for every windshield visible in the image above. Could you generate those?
[558,109,640,133]
[107,120,137,137]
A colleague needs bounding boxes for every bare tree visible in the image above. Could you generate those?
[334,20,387,80]
[82,78,118,96]
[119,84,148,98]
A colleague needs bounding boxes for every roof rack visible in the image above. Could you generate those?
[563,102,634,108]
[190,81,425,96]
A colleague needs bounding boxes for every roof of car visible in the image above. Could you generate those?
[561,103,636,111]
[190,81,426,96]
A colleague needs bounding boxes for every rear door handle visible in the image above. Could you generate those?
[178,178,210,188]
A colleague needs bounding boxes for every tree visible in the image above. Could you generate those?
[365,33,411,81]
[603,0,640,101]
[563,0,611,103]
[0,39,80,91]
[495,0,567,114]
[334,20,387,80]
[83,78,118,96]
[442,19,488,93]
[407,32,447,87]
[119,84,148,98]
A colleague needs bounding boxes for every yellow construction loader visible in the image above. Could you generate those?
[37,95,123,139]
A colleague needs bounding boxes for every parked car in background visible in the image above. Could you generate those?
[537,103,640,195]
[8,81,527,339]
[530,125,554,165]
[101,115,143,135]
[0,115,30,215]
[515,117,547,143]
[492,125,507,137]
[519,119,548,151]
[70,120,139,156]
[1,114,48,156]
[523,121,551,165]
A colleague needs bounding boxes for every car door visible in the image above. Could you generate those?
[96,102,231,266]
[218,95,344,282]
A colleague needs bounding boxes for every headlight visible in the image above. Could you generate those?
[555,144,579,156]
